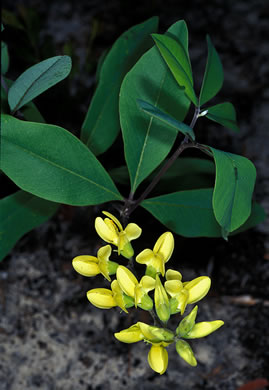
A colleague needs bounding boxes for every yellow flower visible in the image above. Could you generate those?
[164,270,211,315]
[136,232,174,277]
[87,279,134,313]
[95,211,142,259]
[116,266,155,310]
[72,245,118,281]
[148,344,168,375]
[114,321,173,375]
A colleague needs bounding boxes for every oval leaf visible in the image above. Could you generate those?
[199,35,224,106]
[209,147,256,232]
[137,99,195,140]
[120,20,191,193]
[1,115,122,205]
[81,17,158,156]
[8,55,72,113]
[152,33,197,105]
[142,188,222,237]
[205,102,239,132]
[0,190,58,262]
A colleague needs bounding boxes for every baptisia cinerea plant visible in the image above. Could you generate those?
[73,211,224,374]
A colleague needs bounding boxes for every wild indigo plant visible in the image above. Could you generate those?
[0,15,265,373]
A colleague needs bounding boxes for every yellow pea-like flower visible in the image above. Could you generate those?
[136,232,174,277]
[184,320,224,339]
[116,266,155,311]
[184,276,211,304]
[72,245,118,282]
[95,211,142,259]
[148,345,168,375]
[87,288,116,309]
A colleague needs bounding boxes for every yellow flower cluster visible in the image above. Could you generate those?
[72,211,224,375]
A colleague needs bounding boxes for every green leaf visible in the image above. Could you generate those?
[81,17,159,156]
[152,33,197,105]
[137,99,195,140]
[0,190,58,262]
[205,102,239,132]
[1,42,9,75]
[120,20,191,193]
[232,202,266,234]
[199,35,224,106]
[141,188,222,237]
[1,115,122,205]
[8,55,72,113]
[209,147,256,232]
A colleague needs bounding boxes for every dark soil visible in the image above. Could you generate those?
[1,1,268,389]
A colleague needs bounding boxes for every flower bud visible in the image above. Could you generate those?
[176,305,198,336]
[184,276,211,304]
[148,345,168,375]
[176,339,197,366]
[87,288,116,309]
[155,275,170,323]
[183,320,224,339]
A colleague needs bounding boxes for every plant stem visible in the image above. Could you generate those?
[122,106,200,220]
[1,75,9,94]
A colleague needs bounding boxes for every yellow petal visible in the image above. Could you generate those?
[97,244,112,261]
[137,322,160,342]
[116,265,138,298]
[176,339,197,366]
[136,248,155,264]
[114,324,144,343]
[95,217,118,244]
[184,320,224,339]
[148,345,168,375]
[111,280,128,313]
[164,280,183,297]
[102,211,123,231]
[72,256,100,277]
[87,288,116,309]
[141,276,155,292]
[165,269,182,281]
[170,289,189,315]
[153,232,174,263]
[184,276,211,304]
[124,223,142,241]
